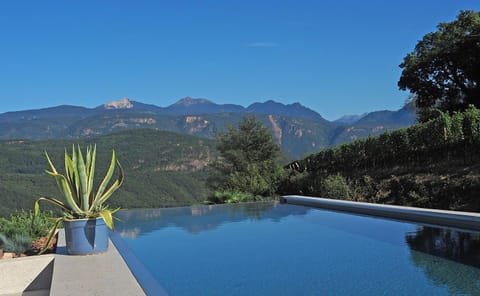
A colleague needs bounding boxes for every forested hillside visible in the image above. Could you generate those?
[0,129,217,217]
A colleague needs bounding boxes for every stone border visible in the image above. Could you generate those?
[282,195,480,231]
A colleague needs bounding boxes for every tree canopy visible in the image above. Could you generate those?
[398,10,480,121]
[208,115,283,200]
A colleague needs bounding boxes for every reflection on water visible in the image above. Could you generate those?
[406,227,480,268]
[406,227,480,295]
[116,203,480,294]
[116,201,310,239]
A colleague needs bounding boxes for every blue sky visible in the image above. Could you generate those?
[1,1,479,120]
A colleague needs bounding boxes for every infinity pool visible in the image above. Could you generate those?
[115,202,480,295]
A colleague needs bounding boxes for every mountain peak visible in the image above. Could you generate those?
[174,97,214,106]
[247,100,326,122]
[104,98,134,109]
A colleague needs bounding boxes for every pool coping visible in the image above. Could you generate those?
[282,195,480,231]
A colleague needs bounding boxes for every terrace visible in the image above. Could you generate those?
[1,196,479,295]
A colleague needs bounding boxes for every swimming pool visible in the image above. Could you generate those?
[115,202,480,295]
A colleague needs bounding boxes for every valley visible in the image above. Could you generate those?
[0,129,216,216]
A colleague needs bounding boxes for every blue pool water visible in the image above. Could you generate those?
[115,202,480,295]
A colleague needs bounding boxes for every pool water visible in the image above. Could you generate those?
[115,202,480,295]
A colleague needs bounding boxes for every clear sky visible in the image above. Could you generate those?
[1,1,479,120]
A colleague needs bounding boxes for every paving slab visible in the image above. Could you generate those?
[50,230,146,296]
[0,254,53,296]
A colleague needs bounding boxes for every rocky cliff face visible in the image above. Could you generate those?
[103,98,134,109]
[268,115,283,145]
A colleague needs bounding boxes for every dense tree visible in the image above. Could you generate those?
[398,10,480,121]
[208,115,283,199]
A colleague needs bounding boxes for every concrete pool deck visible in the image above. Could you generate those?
[283,195,480,231]
[49,230,146,296]
[0,254,53,296]
[0,230,167,296]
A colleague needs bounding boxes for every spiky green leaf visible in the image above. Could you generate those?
[94,150,117,202]
[34,197,70,215]
[46,171,83,214]
[99,209,114,230]
[45,151,58,174]
[93,159,124,208]
[87,145,96,206]
[39,218,63,255]
[76,145,89,211]
[71,146,80,202]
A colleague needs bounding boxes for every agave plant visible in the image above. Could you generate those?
[34,145,124,252]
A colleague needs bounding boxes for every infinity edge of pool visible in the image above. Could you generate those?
[112,196,480,295]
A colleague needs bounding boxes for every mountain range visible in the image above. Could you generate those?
[0,97,416,158]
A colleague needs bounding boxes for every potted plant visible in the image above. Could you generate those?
[34,145,124,255]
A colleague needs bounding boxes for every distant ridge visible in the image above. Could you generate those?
[0,105,92,122]
[333,113,368,125]
[247,100,327,123]
[163,97,244,115]
[0,96,416,158]
[1,97,327,121]
[173,97,214,105]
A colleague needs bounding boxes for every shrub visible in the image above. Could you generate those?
[319,174,353,200]
[0,233,32,254]
[0,210,56,239]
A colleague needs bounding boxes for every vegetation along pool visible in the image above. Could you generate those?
[115,202,480,295]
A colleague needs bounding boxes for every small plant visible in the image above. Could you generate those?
[34,145,124,253]
[0,210,56,239]
[0,233,32,255]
